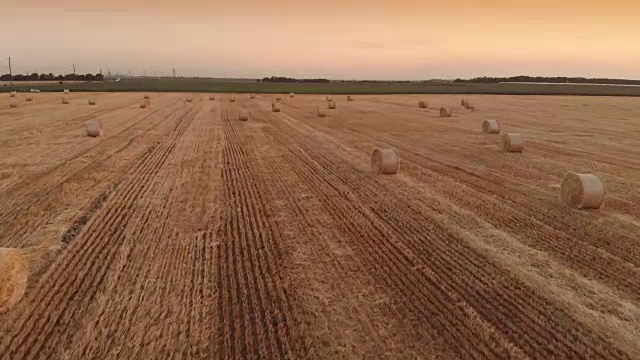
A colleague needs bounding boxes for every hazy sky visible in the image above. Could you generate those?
[2,0,639,80]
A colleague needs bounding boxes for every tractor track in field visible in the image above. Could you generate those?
[213,109,307,359]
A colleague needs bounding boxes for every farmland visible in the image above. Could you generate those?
[0,92,639,359]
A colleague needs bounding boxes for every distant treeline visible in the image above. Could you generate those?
[260,76,330,83]
[0,73,105,82]
[454,76,640,85]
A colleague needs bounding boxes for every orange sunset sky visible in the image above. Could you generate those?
[2,0,639,80]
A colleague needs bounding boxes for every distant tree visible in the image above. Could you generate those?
[29,73,39,81]
[64,74,74,80]
[57,75,64,81]
[94,74,104,81]
[0,74,10,81]
[14,74,26,81]
[84,73,94,81]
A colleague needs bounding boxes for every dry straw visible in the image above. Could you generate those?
[239,109,249,121]
[501,133,524,152]
[88,99,97,105]
[347,96,354,101]
[9,99,17,108]
[439,107,452,117]
[230,96,236,102]
[418,100,427,108]
[86,119,103,137]
[561,172,606,209]
[272,102,281,112]
[0,248,29,313]
[317,108,326,117]
[328,100,336,109]
[482,120,500,134]
[61,97,70,104]
[371,148,399,174]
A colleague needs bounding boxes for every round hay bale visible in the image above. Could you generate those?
[464,101,473,109]
[326,96,333,101]
[461,99,469,107]
[140,101,147,109]
[209,94,215,100]
[289,93,295,98]
[272,102,281,112]
[88,99,97,105]
[0,248,28,313]
[185,97,193,103]
[26,96,34,102]
[418,100,427,108]
[143,94,150,99]
[501,133,524,152]
[317,108,326,117]
[276,95,282,101]
[239,109,249,121]
[561,172,606,209]
[144,99,151,108]
[64,89,70,94]
[347,95,354,101]
[439,107,452,117]
[61,97,69,104]
[482,120,500,134]
[9,92,16,98]
[371,148,399,175]
[230,96,236,102]
[328,100,336,109]
[250,94,256,99]
[86,119,103,137]
[9,99,17,108]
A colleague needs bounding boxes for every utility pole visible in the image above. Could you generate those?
[129,69,132,78]
[73,64,76,84]
[107,68,111,81]
[8,57,12,86]
[173,68,176,79]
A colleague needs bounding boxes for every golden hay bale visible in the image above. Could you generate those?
[461,99,469,107]
[276,95,282,101]
[9,92,16,98]
[208,94,215,100]
[0,248,29,313]
[144,94,150,99]
[239,109,249,121]
[371,147,399,175]
[418,100,427,108]
[464,101,473,109]
[328,100,336,109]
[86,119,103,137]
[501,133,524,152]
[561,172,606,209]
[347,95,354,101]
[439,107,452,117]
[230,96,236,102]
[140,101,147,109]
[64,89,70,94]
[185,97,193,103]
[61,97,70,104]
[272,102,281,112]
[88,99,97,105]
[289,93,295,98]
[250,94,256,99]
[317,107,326,117]
[326,96,333,101]
[9,99,17,108]
[482,120,500,134]
[145,99,151,108]
[26,96,34,102]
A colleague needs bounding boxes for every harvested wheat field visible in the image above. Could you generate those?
[0,92,639,359]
